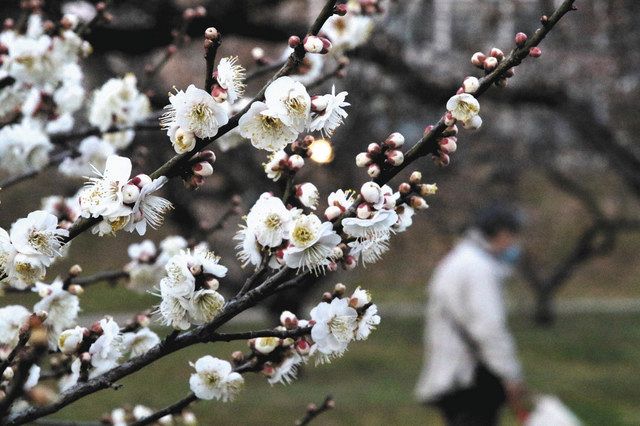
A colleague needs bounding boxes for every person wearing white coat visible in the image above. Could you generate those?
[415,206,527,426]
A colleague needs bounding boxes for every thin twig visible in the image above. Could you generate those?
[204,31,222,93]
[208,326,312,343]
[295,395,335,426]
[129,393,197,426]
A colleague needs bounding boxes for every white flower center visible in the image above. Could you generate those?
[291,223,317,247]
[189,103,214,125]
[259,114,283,132]
[264,213,282,230]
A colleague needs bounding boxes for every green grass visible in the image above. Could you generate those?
[39,312,640,426]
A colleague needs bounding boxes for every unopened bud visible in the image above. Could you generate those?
[296,339,311,355]
[496,77,508,87]
[303,36,324,53]
[288,35,300,48]
[289,154,304,170]
[462,76,480,94]
[3,367,13,380]
[515,32,528,46]
[204,27,219,41]
[280,311,298,328]
[471,52,486,68]
[384,132,405,148]
[490,47,504,60]
[67,284,83,295]
[122,184,140,204]
[366,142,381,155]
[210,85,227,102]
[483,56,498,71]
[434,153,450,167]
[420,183,438,196]
[322,292,333,302]
[385,150,404,166]
[410,196,429,210]
[367,163,381,178]
[409,171,422,184]
[193,161,214,177]
[231,351,245,363]
[325,205,342,221]
[131,174,152,188]
[529,46,542,58]
[320,37,332,54]
[439,137,457,154]
[334,4,348,15]
[205,278,219,291]
[311,95,329,112]
[444,111,455,126]
[251,47,265,62]
[398,182,411,194]
[68,264,82,276]
[360,181,382,204]
[344,255,357,270]
[334,283,346,295]
[332,246,344,259]
[355,152,372,168]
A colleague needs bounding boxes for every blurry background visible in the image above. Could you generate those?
[1,0,640,424]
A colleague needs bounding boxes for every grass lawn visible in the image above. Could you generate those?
[39,312,640,426]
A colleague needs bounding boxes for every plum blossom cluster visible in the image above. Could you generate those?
[355,132,405,178]
[321,0,378,53]
[0,210,68,290]
[78,155,173,236]
[161,55,245,154]
[124,236,189,293]
[155,245,228,330]
[0,12,90,175]
[235,192,341,273]
[239,77,348,152]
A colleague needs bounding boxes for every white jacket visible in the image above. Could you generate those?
[414,230,522,402]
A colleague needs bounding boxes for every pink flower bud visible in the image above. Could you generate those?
[311,95,329,112]
[434,153,450,167]
[303,35,324,53]
[130,174,152,188]
[344,255,357,270]
[280,311,298,328]
[288,154,304,170]
[367,143,381,155]
[288,35,301,48]
[385,150,404,166]
[188,174,205,189]
[384,132,405,148]
[122,184,140,204]
[444,111,456,126]
[193,161,214,177]
[320,37,332,54]
[296,339,311,355]
[334,4,348,15]
[409,171,422,184]
[355,152,372,168]
[456,86,464,95]
[357,203,373,219]
[490,47,504,60]
[204,27,218,41]
[515,32,528,46]
[439,137,457,154]
[367,163,381,178]
[199,150,217,163]
[462,76,480,94]
[483,56,498,71]
[210,85,227,103]
[529,46,542,57]
[471,52,486,68]
[325,205,342,221]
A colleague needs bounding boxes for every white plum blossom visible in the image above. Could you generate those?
[161,84,229,140]
[283,214,341,273]
[322,13,374,52]
[245,194,295,248]
[267,351,306,385]
[0,121,53,175]
[238,101,298,152]
[309,297,358,363]
[89,317,123,378]
[123,176,173,236]
[342,209,398,239]
[58,326,85,354]
[34,278,80,349]
[59,136,116,178]
[325,189,356,220]
[0,305,30,349]
[79,154,133,221]
[347,232,391,266]
[263,150,289,182]
[446,93,481,125]
[233,227,263,269]
[10,210,68,268]
[393,204,415,233]
[356,303,380,340]
[308,86,349,135]
[215,56,246,104]
[264,76,311,133]
[189,356,244,401]
[88,74,150,149]
[122,327,160,358]
[296,183,320,210]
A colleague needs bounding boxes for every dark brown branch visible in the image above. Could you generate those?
[209,326,311,342]
[129,393,197,426]
[0,343,47,421]
[70,270,129,288]
[295,395,335,426]
[204,29,222,93]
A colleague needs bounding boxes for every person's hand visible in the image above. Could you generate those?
[505,380,531,423]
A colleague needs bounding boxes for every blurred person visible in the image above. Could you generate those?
[414,205,528,426]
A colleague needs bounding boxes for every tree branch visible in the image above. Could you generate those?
[129,393,197,426]
[295,395,335,426]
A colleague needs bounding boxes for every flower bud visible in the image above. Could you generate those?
[529,46,542,58]
[410,196,429,210]
[360,181,382,204]
[182,412,197,426]
[322,292,333,302]
[384,132,405,148]
[435,153,450,167]
[296,339,311,355]
[471,52,486,67]
[357,203,373,219]
[193,161,214,177]
[483,56,498,71]
[187,174,206,189]
[303,35,324,53]
[254,337,280,355]
[210,85,227,103]
[204,27,219,41]
[409,171,422,184]
[334,4,348,15]
[251,47,265,62]
[462,76,480,94]
[515,32,528,46]
[173,128,196,154]
[334,282,346,295]
[296,182,319,210]
[288,154,304,170]
[385,150,404,166]
[343,255,357,270]
[231,351,245,363]
[3,367,13,380]
[61,14,79,30]
[261,363,275,377]
[490,47,504,60]
[280,311,298,328]
[122,184,140,204]
[462,115,482,130]
[288,35,300,48]
[68,264,82,276]
[420,183,438,196]
[320,37,332,54]
[332,246,344,259]
[398,182,411,194]
[189,263,203,276]
[199,150,217,163]
[439,137,457,154]
[67,284,84,295]
[443,111,455,126]
[324,205,342,221]
[131,174,152,188]
[355,152,372,168]
[58,327,84,354]
[205,278,219,291]
[311,95,329,112]
[367,163,381,178]
[367,143,381,155]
